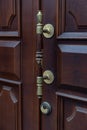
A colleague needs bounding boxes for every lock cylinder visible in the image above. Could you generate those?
[40,102,52,115]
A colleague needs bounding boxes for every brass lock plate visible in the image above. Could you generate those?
[43,24,54,38]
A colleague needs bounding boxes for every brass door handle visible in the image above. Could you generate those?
[36,11,54,38]
[36,11,55,98]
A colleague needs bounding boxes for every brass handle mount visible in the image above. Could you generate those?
[43,70,54,84]
[36,11,54,38]
[43,24,54,38]
[36,70,54,98]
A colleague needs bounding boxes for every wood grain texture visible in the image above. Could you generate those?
[57,44,87,88]
[57,90,87,130]
[0,79,21,130]
[0,0,20,37]
[56,0,87,39]
[56,0,87,130]
[0,0,37,130]
[0,41,20,80]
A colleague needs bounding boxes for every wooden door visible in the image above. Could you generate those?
[40,0,87,130]
[1,0,87,130]
[0,0,38,130]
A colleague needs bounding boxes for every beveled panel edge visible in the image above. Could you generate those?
[58,44,87,54]
[56,89,87,102]
[0,78,22,86]
[0,40,21,80]
[57,32,87,40]
[0,31,19,37]
[0,40,20,47]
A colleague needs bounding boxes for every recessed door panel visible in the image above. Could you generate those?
[0,0,20,37]
[0,79,21,130]
[57,90,87,130]
[0,41,20,80]
[57,44,87,88]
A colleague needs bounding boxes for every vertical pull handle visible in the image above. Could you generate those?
[36,11,43,98]
[36,11,54,38]
[36,11,55,98]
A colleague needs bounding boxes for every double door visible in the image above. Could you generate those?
[0,0,87,130]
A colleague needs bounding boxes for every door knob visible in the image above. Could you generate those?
[40,102,52,115]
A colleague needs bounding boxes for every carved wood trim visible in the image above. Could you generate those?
[57,44,87,88]
[0,0,16,28]
[66,106,87,122]
[56,89,87,102]
[0,0,20,37]
[0,41,21,80]
[57,89,87,130]
[56,0,87,39]
[0,78,22,130]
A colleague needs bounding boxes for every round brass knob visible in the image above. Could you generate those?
[43,24,54,38]
[43,70,54,84]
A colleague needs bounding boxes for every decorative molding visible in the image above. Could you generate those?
[57,44,87,88]
[3,86,18,103]
[0,41,20,80]
[67,106,87,122]
[0,79,21,130]
[58,44,87,54]
[57,90,87,129]
[56,90,87,102]
[58,32,87,39]
[56,0,87,39]
[0,0,16,28]
[0,0,20,37]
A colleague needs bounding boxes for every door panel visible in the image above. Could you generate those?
[57,0,87,38]
[0,0,37,130]
[65,0,87,31]
[56,0,87,130]
[57,90,87,130]
[41,0,87,130]
[0,41,20,80]
[0,0,22,129]
[0,0,20,37]
[1,0,87,130]
[58,44,87,88]
[0,79,21,130]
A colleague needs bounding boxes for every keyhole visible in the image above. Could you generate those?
[40,102,52,115]
[43,105,47,109]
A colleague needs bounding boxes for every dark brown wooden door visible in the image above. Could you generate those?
[1,0,87,130]
[40,0,87,130]
[0,0,38,130]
